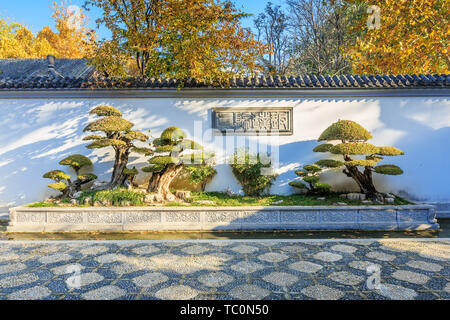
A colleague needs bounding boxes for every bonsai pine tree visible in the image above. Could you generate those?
[289,164,331,194]
[83,105,149,188]
[43,154,97,198]
[142,126,211,200]
[314,120,404,202]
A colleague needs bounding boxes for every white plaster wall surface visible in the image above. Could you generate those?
[0,95,449,210]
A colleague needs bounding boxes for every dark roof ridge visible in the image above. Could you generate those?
[0,74,448,90]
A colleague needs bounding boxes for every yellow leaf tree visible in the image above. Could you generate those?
[0,19,56,58]
[0,2,97,60]
[84,0,266,82]
[37,2,97,59]
[345,0,449,74]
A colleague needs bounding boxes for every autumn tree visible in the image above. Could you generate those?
[286,0,365,75]
[142,126,212,200]
[0,19,56,58]
[83,105,149,188]
[344,0,449,74]
[83,0,266,82]
[314,120,404,202]
[37,2,97,59]
[160,0,266,83]
[43,154,97,198]
[254,2,292,76]
[0,2,96,59]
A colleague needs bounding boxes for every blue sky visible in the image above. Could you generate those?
[0,0,284,40]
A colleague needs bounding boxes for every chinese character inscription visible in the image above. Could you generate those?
[212,108,293,135]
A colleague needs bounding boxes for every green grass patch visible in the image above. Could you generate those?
[78,188,146,206]
[26,190,413,207]
[186,192,413,206]
[28,201,61,207]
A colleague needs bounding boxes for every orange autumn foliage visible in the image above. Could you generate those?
[345,0,449,74]
[0,2,97,59]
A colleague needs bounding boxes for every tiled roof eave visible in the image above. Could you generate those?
[0,74,448,91]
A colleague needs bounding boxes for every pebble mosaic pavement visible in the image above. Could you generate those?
[0,239,449,300]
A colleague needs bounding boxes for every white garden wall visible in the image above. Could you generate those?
[0,93,449,211]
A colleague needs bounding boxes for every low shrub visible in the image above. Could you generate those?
[78,188,145,206]
[230,150,277,196]
[314,183,332,194]
[185,165,217,191]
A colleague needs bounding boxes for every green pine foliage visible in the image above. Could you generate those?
[318,120,372,142]
[374,165,404,175]
[288,181,307,189]
[83,105,149,187]
[143,126,216,195]
[289,163,330,195]
[43,155,96,197]
[315,159,344,168]
[315,120,405,199]
[59,154,92,174]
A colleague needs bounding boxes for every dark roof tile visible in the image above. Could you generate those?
[0,73,447,90]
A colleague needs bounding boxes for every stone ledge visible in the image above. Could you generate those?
[6,205,439,232]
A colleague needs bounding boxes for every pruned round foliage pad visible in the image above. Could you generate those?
[43,170,71,181]
[313,143,333,153]
[84,116,133,133]
[77,173,98,182]
[86,139,127,149]
[124,131,149,142]
[330,142,379,155]
[59,154,92,172]
[295,170,307,177]
[289,181,307,188]
[123,168,139,176]
[304,164,322,172]
[152,138,171,147]
[160,126,187,142]
[303,176,320,184]
[319,120,372,142]
[366,155,384,162]
[149,156,180,165]
[90,105,122,117]
[82,135,103,141]
[178,139,204,150]
[377,146,405,156]
[142,164,165,173]
[315,159,344,168]
[345,159,379,167]
[131,147,152,155]
[374,165,404,175]
[155,145,175,153]
[48,182,67,191]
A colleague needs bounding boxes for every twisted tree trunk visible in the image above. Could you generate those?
[147,163,184,201]
[343,164,383,202]
[110,148,130,188]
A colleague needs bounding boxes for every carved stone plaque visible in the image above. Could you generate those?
[212,107,293,135]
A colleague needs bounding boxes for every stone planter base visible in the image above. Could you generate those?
[6,205,439,232]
